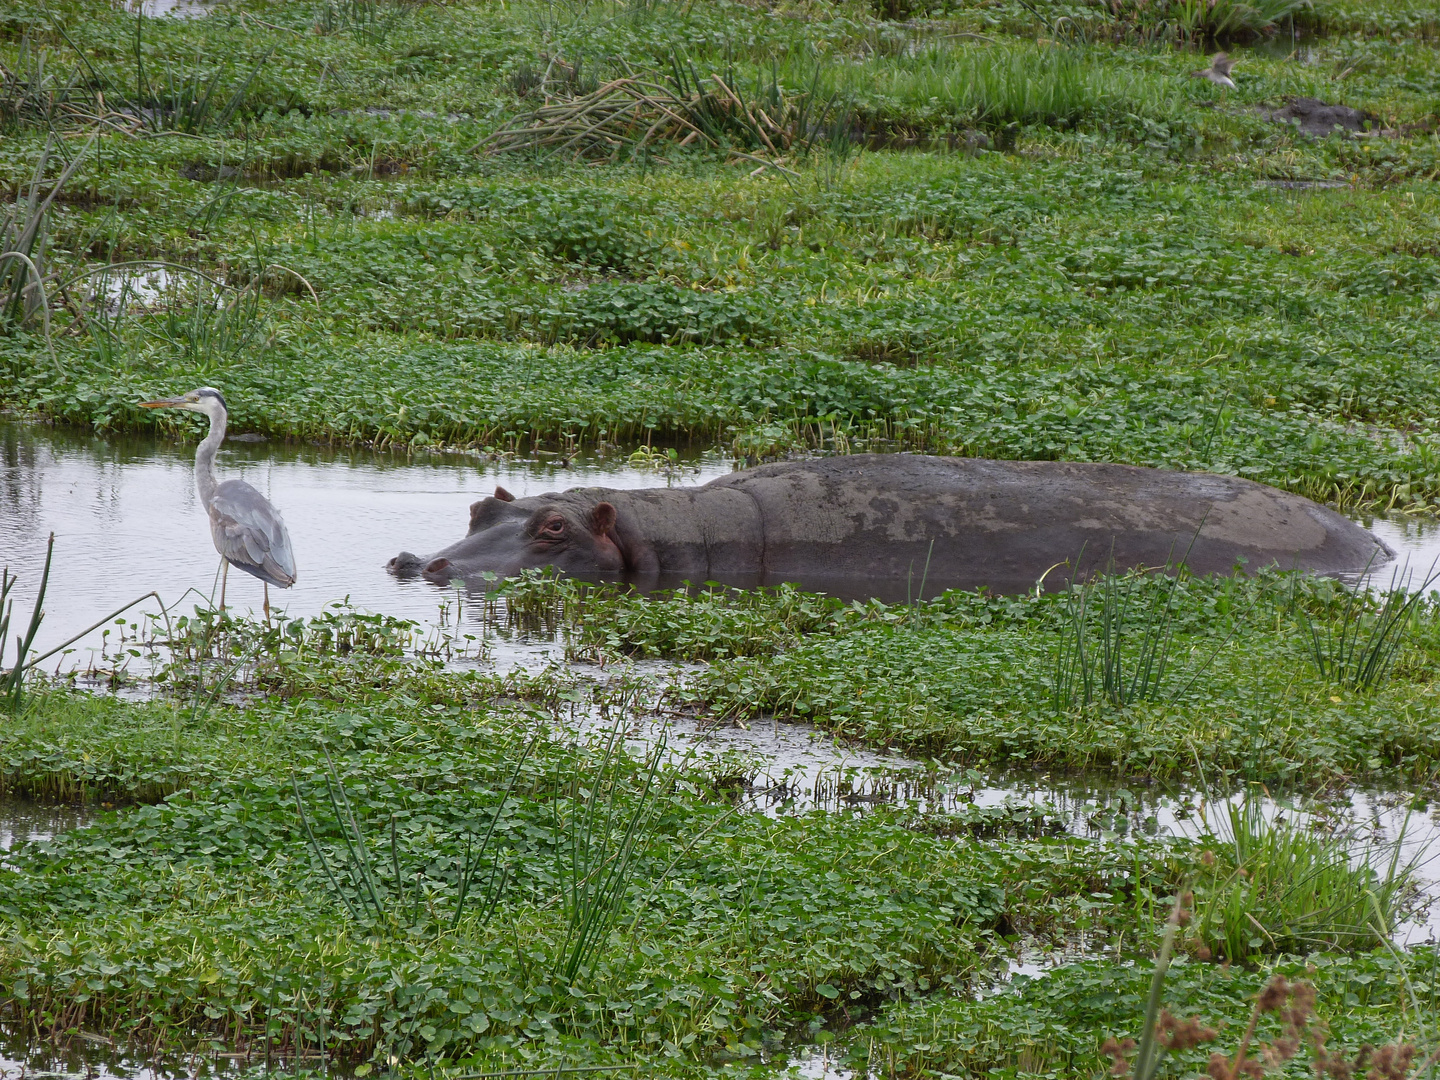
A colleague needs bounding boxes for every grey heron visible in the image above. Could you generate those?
[140,387,296,619]
[1191,53,1236,90]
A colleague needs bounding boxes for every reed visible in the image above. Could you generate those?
[1297,566,1438,692]
[1052,563,1184,711]
[294,737,535,932]
[1,136,92,361]
[482,51,847,162]
[1,533,53,715]
[1191,794,1419,962]
[127,13,272,135]
[555,723,667,981]
[313,0,420,46]
[1037,0,1312,43]
[813,43,1180,132]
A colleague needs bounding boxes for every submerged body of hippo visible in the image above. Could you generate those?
[387,455,1387,597]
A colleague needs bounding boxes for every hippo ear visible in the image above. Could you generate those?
[469,495,526,535]
[590,501,617,536]
[425,557,452,575]
[494,485,515,502]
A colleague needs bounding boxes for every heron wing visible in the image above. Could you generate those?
[208,478,297,588]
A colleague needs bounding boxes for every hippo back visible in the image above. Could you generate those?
[703,455,1385,589]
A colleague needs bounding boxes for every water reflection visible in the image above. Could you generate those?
[0,802,92,850]
[126,0,224,16]
[0,420,731,666]
[4,420,1437,673]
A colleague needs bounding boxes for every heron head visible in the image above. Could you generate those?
[140,387,229,416]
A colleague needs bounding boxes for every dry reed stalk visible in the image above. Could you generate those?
[480,67,823,160]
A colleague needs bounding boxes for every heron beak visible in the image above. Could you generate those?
[140,397,186,408]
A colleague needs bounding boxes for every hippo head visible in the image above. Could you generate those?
[387,486,630,585]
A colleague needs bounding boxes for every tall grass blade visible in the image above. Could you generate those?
[1299,561,1439,691]
[1193,793,1420,961]
[2,532,53,714]
[453,729,539,929]
[557,724,667,981]
[293,770,365,922]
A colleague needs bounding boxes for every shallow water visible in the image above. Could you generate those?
[1357,513,1440,590]
[0,801,92,850]
[127,0,224,16]
[0,420,732,669]
[4,421,1433,674]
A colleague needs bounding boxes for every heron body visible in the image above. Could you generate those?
[1191,53,1236,89]
[140,387,296,615]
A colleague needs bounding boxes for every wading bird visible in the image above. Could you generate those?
[1191,53,1236,89]
[140,387,296,619]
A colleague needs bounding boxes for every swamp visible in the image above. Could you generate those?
[3,0,1440,1075]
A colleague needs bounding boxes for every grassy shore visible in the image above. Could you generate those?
[4,0,1440,1074]
[2,0,1440,507]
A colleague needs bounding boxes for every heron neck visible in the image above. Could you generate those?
[195,407,226,508]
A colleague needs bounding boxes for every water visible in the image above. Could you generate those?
[5,420,1433,674]
[127,0,224,16]
[0,420,732,670]
[1359,513,1440,590]
[1242,31,1321,64]
[0,801,91,850]
[93,267,176,315]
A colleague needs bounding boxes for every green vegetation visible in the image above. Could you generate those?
[4,0,1440,1073]
[0,0,1438,506]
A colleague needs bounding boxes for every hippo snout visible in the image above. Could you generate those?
[387,550,424,576]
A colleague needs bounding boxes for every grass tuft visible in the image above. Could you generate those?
[1296,567,1438,692]
[1191,794,1420,962]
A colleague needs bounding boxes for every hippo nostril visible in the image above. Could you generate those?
[388,551,423,574]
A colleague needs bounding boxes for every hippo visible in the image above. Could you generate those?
[386,455,1388,597]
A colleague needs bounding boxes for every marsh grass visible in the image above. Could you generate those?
[127,14,271,136]
[0,533,52,714]
[555,722,667,981]
[314,0,422,46]
[483,52,849,161]
[294,735,534,933]
[817,43,1181,132]
[0,34,94,132]
[1052,562,1200,711]
[1040,0,1313,43]
[1,136,91,353]
[1297,568,1438,692]
[1190,795,1420,962]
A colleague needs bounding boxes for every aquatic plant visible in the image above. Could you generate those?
[1,136,91,357]
[482,51,848,161]
[0,533,52,714]
[555,721,668,981]
[1189,794,1420,961]
[1297,570,1438,692]
[1052,564,1185,711]
[819,42,1182,133]
[314,0,421,46]
[125,13,273,136]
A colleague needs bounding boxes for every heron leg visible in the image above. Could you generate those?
[219,558,229,613]
[264,583,271,624]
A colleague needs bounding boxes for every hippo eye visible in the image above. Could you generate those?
[541,517,565,535]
